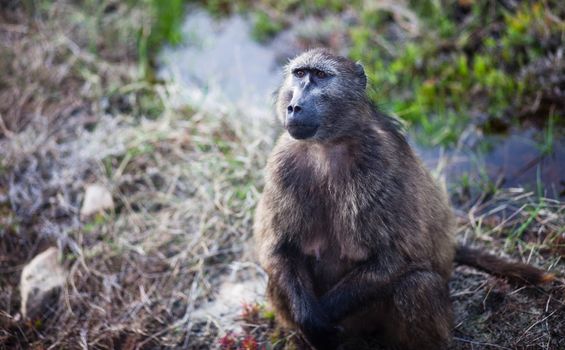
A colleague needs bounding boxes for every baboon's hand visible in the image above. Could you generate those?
[318,294,340,323]
[295,301,338,349]
[319,290,354,324]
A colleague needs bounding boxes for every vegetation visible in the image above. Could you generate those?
[350,0,565,146]
[138,0,565,145]
[0,0,267,347]
[0,0,563,349]
[183,0,564,146]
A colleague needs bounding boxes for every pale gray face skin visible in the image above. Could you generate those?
[277,49,368,142]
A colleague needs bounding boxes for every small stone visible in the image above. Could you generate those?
[192,278,266,333]
[80,183,114,217]
[20,247,67,319]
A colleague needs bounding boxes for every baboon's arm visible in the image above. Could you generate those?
[270,242,338,348]
[319,256,427,323]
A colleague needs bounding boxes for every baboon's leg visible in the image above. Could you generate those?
[382,271,453,350]
[318,257,423,323]
[320,267,452,350]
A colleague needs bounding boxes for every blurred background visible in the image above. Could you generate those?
[0,1,564,349]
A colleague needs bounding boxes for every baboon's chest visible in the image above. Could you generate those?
[283,140,371,287]
[301,220,367,261]
[302,223,360,294]
[298,196,369,291]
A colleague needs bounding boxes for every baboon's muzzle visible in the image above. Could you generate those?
[286,93,319,140]
[286,123,319,139]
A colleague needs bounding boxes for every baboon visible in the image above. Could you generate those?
[254,48,554,350]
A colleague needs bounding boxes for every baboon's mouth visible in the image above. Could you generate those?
[286,124,319,140]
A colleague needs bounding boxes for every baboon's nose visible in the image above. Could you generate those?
[287,105,302,114]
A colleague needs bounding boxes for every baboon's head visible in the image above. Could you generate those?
[276,48,368,141]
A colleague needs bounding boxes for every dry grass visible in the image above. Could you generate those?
[450,189,565,349]
[0,1,564,350]
[1,2,271,348]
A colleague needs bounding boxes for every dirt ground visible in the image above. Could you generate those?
[1,2,564,349]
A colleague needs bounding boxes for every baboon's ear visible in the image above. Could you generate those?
[355,62,367,89]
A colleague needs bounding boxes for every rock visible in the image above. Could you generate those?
[192,270,266,333]
[80,183,114,217]
[20,247,67,319]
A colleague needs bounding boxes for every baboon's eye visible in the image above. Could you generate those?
[316,70,327,79]
[294,70,305,78]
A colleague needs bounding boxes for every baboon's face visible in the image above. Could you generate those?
[277,49,367,141]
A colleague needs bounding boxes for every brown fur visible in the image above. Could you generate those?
[254,49,553,350]
[454,246,555,285]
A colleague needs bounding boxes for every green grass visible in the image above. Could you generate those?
[539,114,556,156]
[349,1,565,146]
[505,201,544,249]
[252,11,284,42]
[139,0,185,78]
